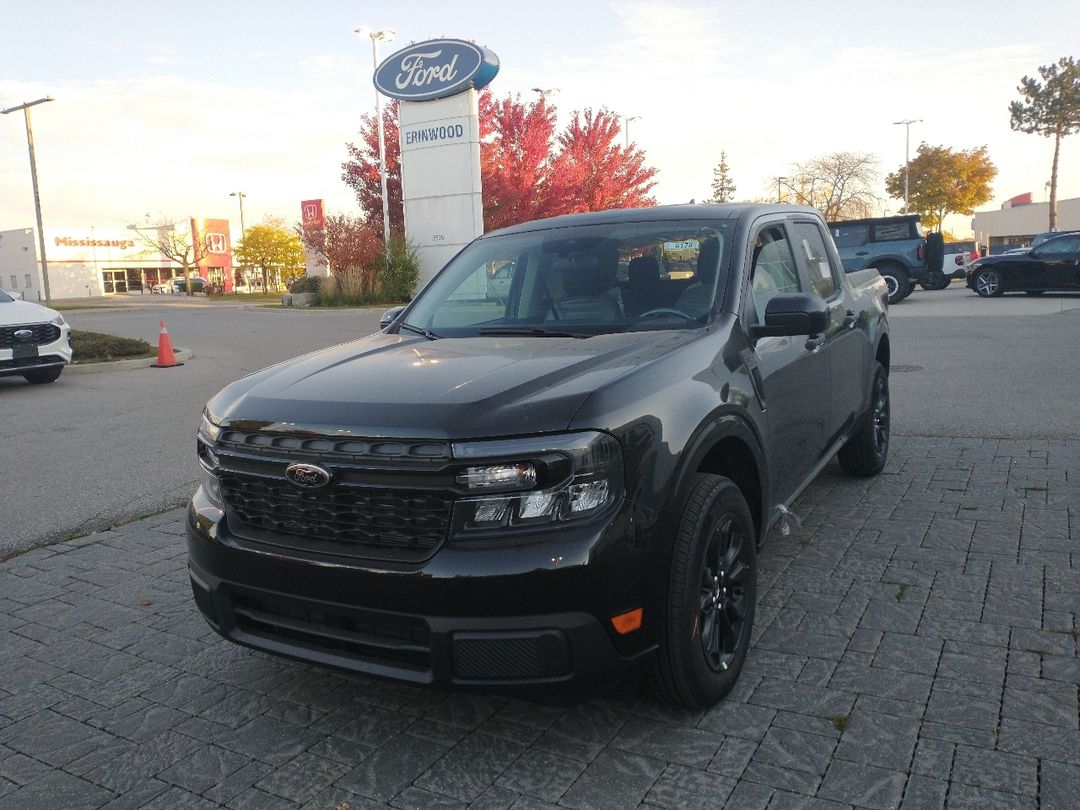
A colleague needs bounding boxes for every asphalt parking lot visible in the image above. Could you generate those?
[1,287,1078,809]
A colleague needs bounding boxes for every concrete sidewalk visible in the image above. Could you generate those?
[1,436,1078,809]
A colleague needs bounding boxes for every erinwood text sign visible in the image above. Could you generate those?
[374,39,499,102]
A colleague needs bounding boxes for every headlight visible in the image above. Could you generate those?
[198,409,222,444]
[451,432,623,533]
[51,314,65,326]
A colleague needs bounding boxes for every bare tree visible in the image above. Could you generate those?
[128,216,201,295]
[786,152,879,221]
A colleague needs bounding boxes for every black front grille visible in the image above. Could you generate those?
[218,429,451,463]
[229,589,431,672]
[0,324,61,349]
[219,472,452,562]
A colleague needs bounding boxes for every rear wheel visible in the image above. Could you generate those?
[974,268,1004,297]
[838,362,889,477]
[22,366,63,385]
[920,269,948,290]
[877,264,910,305]
[650,474,756,708]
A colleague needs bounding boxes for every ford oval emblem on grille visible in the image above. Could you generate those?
[14,329,33,340]
[285,463,332,489]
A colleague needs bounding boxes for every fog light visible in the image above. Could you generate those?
[472,498,511,525]
[569,480,610,513]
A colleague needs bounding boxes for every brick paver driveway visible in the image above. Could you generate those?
[1,436,1077,809]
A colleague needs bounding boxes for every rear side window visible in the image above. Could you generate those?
[872,222,913,241]
[793,222,838,300]
[832,224,868,248]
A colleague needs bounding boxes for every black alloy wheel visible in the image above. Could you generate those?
[838,362,890,477]
[920,269,948,290]
[696,513,752,674]
[650,474,757,708]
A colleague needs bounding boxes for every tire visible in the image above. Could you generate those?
[838,362,889,477]
[22,366,63,385]
[925,232,945,273]
[650,474,757,709]
[973,268,1004,297]
[877,265,910,305]
[920,269,948,291]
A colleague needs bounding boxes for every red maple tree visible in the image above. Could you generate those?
[342,92,658,235]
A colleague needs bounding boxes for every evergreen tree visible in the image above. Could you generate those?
[708,152,736,203]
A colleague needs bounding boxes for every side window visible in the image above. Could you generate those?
[832,224,867,248]
[793,222,839,300]
[1040,236,1080,255]
[872,222,912,241]
[748,224,800,324]
[431,254,521,328]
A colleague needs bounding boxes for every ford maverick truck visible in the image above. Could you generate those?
[188,204,890,708]
[828,214,944,304]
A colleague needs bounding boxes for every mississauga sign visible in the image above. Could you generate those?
[374,39,500,102]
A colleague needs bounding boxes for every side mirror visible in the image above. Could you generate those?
[751,293,830,338]
[380,305,406,331]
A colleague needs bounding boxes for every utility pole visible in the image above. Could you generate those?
[775,176,788,203]
[357,26,396,249]
[2,97,55,304]
[229,192,247,240]
[893,119,922,214]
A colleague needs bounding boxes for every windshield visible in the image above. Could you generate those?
[402,220,731,337]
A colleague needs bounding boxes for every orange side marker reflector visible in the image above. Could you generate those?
[611,608,643,634]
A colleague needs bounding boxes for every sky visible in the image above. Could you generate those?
[2,0,1078,239]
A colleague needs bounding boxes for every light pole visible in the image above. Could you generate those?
[2,97,55,305]
[621,115,641,148]
[893,118,921,214]
[229,191,247,240]
[775,176,788,203]
[357,26,396,248]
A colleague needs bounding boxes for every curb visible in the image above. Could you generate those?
[67,347,193,374]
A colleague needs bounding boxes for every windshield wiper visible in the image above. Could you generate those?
[477,327,593,339]
[399,322,439,340]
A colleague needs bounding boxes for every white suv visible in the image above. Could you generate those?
[0,289,72,384]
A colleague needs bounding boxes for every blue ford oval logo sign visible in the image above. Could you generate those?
[285,463,332,489]
[374,39,499,102]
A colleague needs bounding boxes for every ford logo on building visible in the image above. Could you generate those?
[284,463,332,489]
[374,39,499,102]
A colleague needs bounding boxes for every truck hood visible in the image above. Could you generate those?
[209,330,695,439]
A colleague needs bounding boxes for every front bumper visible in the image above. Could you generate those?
[0,325,72,377]
[186,486,659,697]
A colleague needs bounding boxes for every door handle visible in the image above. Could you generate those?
[855,251,869,256]
[804,334,826,352]
[843,310,858,329]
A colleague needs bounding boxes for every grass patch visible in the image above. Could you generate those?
[71,330,155,364]
[895,584,908,602]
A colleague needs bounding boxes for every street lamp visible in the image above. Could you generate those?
[229,192,247,240]
[775,176,788,203]
[2,97,55,305]
[893,118,922,214]
[356,26,396,248]
[621,115,641,148]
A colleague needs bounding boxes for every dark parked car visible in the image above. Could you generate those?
[966,232,1080,296]
[187,204,890,708]
[173,276,208,294]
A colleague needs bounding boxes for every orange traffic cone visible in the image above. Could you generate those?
[153,320,183,368]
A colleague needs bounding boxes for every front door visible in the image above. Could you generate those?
[743,221,832,503]
[1033,234,1080,290]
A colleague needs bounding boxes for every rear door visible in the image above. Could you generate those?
[791,219,867,445]
[1034,235,1080,290]
[742,220,832,502]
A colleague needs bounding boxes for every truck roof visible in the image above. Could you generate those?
[485,203,822,237]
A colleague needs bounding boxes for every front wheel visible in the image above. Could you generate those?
[974,268,1004,297]
[878,265,910,305]
[650,474,756,709]
[22,366,63,385]
[838,362,889,477]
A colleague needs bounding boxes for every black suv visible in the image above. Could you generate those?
[188,204,890,707]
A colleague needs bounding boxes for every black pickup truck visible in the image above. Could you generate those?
[187,204,890,708]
